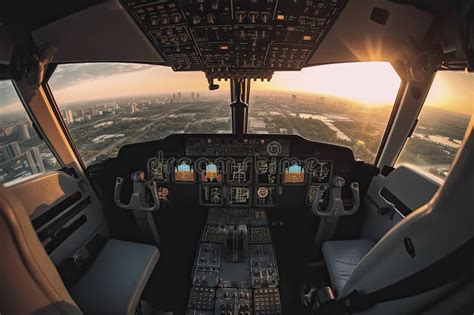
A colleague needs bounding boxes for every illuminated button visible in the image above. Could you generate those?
[303,35,313,41]
[276,14,285,21]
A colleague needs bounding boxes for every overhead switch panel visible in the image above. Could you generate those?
[121,0,344,80]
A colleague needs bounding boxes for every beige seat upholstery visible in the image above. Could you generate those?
[0,185,159,315]
[0,186,81,315]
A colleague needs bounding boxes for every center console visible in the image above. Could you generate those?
[187,208,282,315]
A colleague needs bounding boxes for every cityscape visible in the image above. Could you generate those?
[0,89,469,184]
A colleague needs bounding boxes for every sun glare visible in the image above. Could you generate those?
[41,61,473,115]
[253,62,401,105]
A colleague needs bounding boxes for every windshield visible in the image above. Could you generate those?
[249,62,401,161]
[48,62,401,166]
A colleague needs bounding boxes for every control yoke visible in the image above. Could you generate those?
[114,171,160,245]
[311,176,360,217]
[114,171,159,212]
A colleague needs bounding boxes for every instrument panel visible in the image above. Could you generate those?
[120,0,346,79]
[116,134,355,209]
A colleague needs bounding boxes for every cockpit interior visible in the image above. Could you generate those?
[0,1,473,314]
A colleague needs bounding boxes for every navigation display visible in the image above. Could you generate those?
[201,185,224,206]
[147,157,170,182]
[228,186,251,206]
[256,158,278,185]
[282,161,305,184]
[199,160,224,183]
[228,159,252,184]
[174,160,195,182]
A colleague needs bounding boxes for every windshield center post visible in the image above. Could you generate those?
[230,78,251,134]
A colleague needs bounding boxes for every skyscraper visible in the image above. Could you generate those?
[64,109,74,124]
[26,147,45,174]
[16,123,30,141]
[129,97,138,113]
[0,142,21,161]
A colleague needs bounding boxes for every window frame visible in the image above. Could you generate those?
[42,80,88,171]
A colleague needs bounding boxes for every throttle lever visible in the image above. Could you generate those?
[114,171,160,212]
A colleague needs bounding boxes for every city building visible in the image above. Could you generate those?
[25,147,45,174]
[1,142,21,161]
[16,123,30,141]
[64,109,74,124]
[129,97,138,113]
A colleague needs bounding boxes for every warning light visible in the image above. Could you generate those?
[220,45,229,50]
[303,35,312,41]
[276,14,286,21]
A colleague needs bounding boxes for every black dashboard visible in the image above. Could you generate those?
[120,0,346,80]
[114,134,356,210]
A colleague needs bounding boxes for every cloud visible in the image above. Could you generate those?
[0,81,21,109]
[48,63,154,90]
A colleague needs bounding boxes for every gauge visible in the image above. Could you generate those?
[311,162,331,183]
[257,187,269,198]
[201,185,224,205]
[210,187,222,204]
[255,186,276,206]
[157,187,170,201]
[147,157,169,182]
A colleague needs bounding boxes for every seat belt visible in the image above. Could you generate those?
[319,237,474,314]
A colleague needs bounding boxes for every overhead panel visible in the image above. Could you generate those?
[121,0,345,80]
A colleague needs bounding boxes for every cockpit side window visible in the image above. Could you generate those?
[395,71,473,180]
[0,81,60,185]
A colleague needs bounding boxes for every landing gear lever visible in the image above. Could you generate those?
[114,171,160,246]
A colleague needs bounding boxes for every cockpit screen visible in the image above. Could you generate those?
[228,186,251,206]
[283,162,305,184]
[228,159,252,184]
[256,158,278,185]
[174,160,195,182]
[147,157,170,182]
[199,160,224,183]
[310,161,332,184]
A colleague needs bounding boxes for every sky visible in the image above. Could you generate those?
[0,62,472,115]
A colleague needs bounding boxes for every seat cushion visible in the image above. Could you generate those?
[322,239,375,295]
[70,239,159,315]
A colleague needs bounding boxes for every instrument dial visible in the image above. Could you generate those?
[311,162,331,183]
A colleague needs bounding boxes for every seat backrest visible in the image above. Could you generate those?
[0,186,81,315]
[340,117,474,313]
